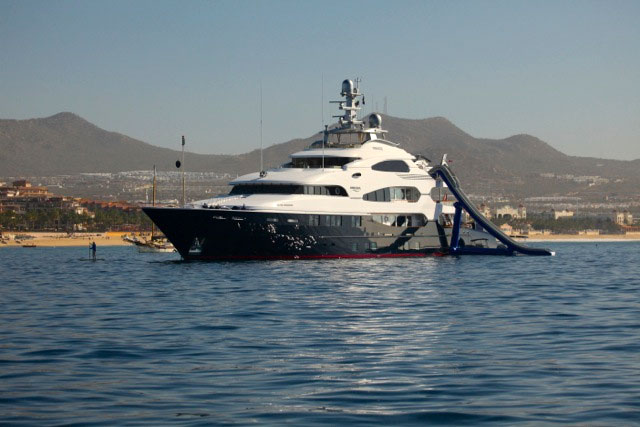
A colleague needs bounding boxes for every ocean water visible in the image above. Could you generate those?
[1,242,639,425]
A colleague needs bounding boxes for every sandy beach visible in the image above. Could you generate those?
[2,231,639,248]
[0,232,145,248]
[518,233,640,242]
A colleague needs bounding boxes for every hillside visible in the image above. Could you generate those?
[1,112,639,198]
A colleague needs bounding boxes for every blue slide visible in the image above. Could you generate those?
[429,163,554,256]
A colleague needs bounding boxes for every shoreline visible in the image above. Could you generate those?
[0,232,143,248]
[2,231,639,248]
[517,233,640,242]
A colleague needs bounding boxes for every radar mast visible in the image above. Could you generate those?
[323,78,387,145]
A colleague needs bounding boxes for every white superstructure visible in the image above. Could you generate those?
[191,79,453,222]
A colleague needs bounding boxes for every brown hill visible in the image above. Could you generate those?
[1,112,638,198]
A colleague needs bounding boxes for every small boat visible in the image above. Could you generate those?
[135,238,175,253]
[122,234,141,244]
[136,166,176,253]
[22,243,37,248]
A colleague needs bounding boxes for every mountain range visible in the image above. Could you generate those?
[1,112,638,198]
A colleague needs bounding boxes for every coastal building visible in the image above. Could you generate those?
[495,204,526,219]
[612,210,633,225]
[612,210,624,224]
[479,203,492,218]
[543,208,574,220]
[0,180,90,230]
[625,211,634,225]
[10,180,51,198]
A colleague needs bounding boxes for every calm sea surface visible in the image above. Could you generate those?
[1,242,639,425]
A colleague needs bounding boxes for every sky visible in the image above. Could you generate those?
[1,0,639,160]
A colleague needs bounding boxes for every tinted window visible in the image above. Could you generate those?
[230,184,347,196]
[291,157,359,168]
[370,214,427,227]
[323,215,342,226]
[371,160,410,173]
[363,186,420,202]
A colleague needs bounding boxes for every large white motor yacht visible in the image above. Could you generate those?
[143,79,552,259]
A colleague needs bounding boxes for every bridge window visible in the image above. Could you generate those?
[371,160,410,173]
[291,157,359,169]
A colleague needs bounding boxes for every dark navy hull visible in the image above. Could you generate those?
[142,207,450,260]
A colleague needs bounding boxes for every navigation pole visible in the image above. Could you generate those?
[181,136,185,207]
[152,164,156,238]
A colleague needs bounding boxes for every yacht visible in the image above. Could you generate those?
[143,79,552,259]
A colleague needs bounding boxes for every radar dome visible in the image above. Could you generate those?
[341,79,354,95]
[368,113,382,129]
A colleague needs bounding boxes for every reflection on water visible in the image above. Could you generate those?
[1,243,639,424]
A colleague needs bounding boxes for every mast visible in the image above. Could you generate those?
[326,78,386,144]
[260,81,263,174]
[322,75,325,170]
[330,78,364,130]
[323,125,327,170]
[151,165,156,238]
[181,135,185,207]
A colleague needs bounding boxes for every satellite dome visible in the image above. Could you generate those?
[341,79,354,95]
[368,113,382,129]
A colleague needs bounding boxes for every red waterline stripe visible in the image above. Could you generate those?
[186,252,448,261]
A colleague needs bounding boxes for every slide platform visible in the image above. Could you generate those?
[429,163,554,256]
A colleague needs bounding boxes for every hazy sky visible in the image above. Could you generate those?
[1,0,639,160]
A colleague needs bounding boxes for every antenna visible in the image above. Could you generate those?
[152,165,156,238]
[152,165,157,207]
[321,73,324,128]
[260,80,263,175]
[323,125,328,171]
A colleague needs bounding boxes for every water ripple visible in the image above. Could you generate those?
[0,243,639,424]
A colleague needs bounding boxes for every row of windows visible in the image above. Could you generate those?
[363,186,421,202]
[281,158,411,172]
[350,241,421,251]
[284,157,360,169]
[371,214,427,227]
[308,215,362,227]
[306,214,423,228]
[352,242,378,251]
[230,184,348,196]
[230,184,422,203]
